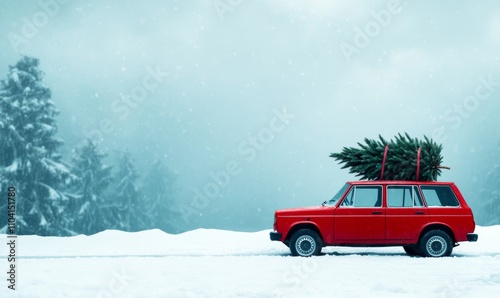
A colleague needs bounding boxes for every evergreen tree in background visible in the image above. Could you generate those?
[0,56,76,235]
[70,139,113,234]
[483,165,500,225]
[113,151,149,231]
[142,160,181,233]
[479,141,500,225]
[330,133,445,181]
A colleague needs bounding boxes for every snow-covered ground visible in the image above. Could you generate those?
[2,226,500,297]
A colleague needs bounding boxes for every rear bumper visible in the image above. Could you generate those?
[467,233,478,242]
[270,231,282,241]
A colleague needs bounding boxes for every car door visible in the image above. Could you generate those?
[334,185,385,242]
[385,185,429,241]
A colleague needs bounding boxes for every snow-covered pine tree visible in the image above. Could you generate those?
[113,151,149,231]
[0,56,76,235]
[484,165,500,225]
[70,139,113,234]
[142,160,182,233]
[479,141,500,225]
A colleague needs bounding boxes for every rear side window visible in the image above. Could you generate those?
[421,186,460,207]
[387,186,423,207]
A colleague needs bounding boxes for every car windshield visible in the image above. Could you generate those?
[324,183,350,206]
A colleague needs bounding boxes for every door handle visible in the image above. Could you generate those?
[372,211,383,215]
[415,211,425,215]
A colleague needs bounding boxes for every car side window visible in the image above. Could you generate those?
[421,186,460,207]
[341,186,382,207]
[387,186,424,207]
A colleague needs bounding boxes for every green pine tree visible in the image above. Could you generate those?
[70,139,113,235]
[0,57,76,235]
[113,151,149,231]
[479,140,500,225]
[330,133,446,181]
[141,160,182,233]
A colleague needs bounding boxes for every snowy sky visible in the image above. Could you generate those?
[1,0,499,229]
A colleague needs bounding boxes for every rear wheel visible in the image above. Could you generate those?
[418,230,453,257]
[289,229,323,257]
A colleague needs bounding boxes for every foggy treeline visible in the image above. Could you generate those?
[1,56,499,236]
[0,57,181,235]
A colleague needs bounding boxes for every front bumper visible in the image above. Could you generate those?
[467,233,478,242]
[270,231,282,241]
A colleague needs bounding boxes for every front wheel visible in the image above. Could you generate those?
[289,229,323,257]
[418,230,453,257]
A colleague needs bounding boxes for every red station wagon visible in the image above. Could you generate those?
[270,181,478,257]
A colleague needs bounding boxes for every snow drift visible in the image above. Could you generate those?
[2,225,500,297]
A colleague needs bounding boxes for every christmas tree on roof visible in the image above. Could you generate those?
[330,133,448,181]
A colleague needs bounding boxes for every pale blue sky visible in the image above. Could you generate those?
[1,0,499,228]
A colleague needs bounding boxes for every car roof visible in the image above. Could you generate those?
[347,180,455,186]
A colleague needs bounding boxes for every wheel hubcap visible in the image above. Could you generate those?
[296,235,316,256]
[427,236,446,257]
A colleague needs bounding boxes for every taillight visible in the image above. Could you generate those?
[273,214,277,231]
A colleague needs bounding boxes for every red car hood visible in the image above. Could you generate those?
[275,205,334,216]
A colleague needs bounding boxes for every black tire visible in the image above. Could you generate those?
[403,245,422,256]
[289,229,323,257]
[418,230,453,257]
